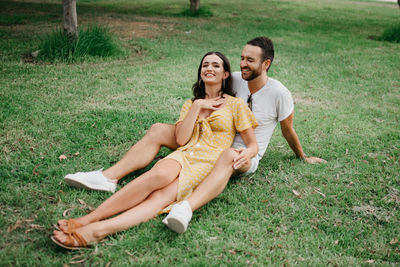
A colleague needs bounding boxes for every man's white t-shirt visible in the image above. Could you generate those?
[231,72,294,162]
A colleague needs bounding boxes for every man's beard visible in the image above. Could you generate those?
[241,65,263,81]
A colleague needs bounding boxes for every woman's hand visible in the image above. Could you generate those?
[232,147,252,170]
[193,97,224,111]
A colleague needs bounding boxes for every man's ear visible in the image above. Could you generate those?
[263,59,271,71]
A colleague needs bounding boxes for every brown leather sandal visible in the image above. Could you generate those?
[54,219,83,233]
[51,230,89,250]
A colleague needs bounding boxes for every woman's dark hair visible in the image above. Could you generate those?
[192,51,235,100]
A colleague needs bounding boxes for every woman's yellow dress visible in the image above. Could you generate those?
[162,95,258,212]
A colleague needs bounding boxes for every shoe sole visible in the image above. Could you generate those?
[64,176,115,193]
[50,236,86,250]
[165,217,187,234]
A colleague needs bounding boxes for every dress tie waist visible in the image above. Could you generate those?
[180,116,220,151]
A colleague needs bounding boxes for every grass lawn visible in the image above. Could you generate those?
[1,0,399,265]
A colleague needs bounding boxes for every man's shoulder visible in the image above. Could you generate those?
[232,72,242,79]
[266,78,291,96]
[268,78,288,90]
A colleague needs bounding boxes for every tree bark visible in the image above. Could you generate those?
[63,0,78,38]
[190,0,200,14]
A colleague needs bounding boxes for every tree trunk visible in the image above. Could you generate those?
[63,0,78,38]
[190,0,200,14]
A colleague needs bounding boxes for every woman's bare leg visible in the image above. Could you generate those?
[103,123,178,181]
[53,179,179,246]
[59,159,181,230]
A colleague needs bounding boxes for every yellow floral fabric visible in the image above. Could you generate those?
[161,95,258,213]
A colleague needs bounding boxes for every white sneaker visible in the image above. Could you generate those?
[64,168,117,193]
[162,201,192,234]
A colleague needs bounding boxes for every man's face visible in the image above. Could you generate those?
[240,45,264,81]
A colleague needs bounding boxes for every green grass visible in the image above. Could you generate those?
[379,23,400,43]
[179,6,213,17]
[37,26,125,63]
[1,0,399,265]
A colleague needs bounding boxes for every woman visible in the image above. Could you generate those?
[51,52,258,249]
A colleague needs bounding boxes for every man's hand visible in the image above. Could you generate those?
[303,156,327,164]
[232,147,251,170]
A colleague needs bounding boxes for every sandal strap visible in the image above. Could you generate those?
[71,231,88,247]
[59,219,82,233]
[66,219,82,232]
[65,230,88,248]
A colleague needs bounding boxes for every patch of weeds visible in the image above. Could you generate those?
[379,23,400,43]
[35,25,126,63]
[0,14,26,25]
[179,6,213,17]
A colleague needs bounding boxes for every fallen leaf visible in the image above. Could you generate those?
[390,238,398,245]
[365,259,374,264]
[125,250,137,257]
[261,199,269,203]
[314,188,326,198]
[69,259,86,264]
[298,256,305,262]
[78,199,87,206]
[59,154,67,161]
[74,152,80,156]
[292,189,301,198]
[32,166,39,175]
[209,236,218,240]
[105,262,111,267]
[7,220,22,232]
[29,223,44,229]
[334,240,339,245]
[63,208,73,217]
[229,249,236,255]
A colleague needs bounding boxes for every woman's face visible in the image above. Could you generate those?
[200,54,229,86]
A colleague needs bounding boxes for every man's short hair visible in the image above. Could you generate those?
[247,37,274,65]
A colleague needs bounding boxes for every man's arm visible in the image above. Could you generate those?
[280,112,326,164]
[233,127,258,171]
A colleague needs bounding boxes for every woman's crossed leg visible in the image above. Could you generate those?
[54,159,181,246]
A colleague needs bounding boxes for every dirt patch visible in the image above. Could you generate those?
[80,16,179,40]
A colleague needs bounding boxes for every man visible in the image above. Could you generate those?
[64,37,325,233]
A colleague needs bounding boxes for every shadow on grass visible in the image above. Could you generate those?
[1,0,212,26]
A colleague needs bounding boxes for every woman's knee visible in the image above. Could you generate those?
[219,148,238,163]
[146,123,177,148]
[147,162,178,186]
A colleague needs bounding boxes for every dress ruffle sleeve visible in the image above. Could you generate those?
[176,99,193,124]
[233,98,259,132]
